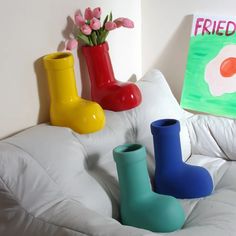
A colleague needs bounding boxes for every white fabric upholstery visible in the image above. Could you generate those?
[1,70,236,236]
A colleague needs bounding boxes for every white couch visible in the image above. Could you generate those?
[1,70,236,236]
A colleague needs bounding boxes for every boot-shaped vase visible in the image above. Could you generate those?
[113,144,185,232]
[151,119,213,199]
[82,42,142,111]
[43,52,105,134]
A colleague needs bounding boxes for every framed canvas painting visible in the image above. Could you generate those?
[181,14,236,118]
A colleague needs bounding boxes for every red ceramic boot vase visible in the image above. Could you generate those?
[82,42,142,111]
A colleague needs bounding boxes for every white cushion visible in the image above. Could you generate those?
[0,69,236,236]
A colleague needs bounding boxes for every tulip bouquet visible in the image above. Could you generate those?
[66,7,134,50]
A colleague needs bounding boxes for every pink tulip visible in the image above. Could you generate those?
[114,17,134,28]
[90,17,101,30]
[74,10,85,27]
[114,17,124,28]
[84,7,93,20]
[80,24,92,35]
[93,7,101,19]
[122,18,134,28]
[105,21,117,31]
[66,39,78,50]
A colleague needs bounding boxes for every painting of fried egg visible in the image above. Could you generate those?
[181,14,236,118]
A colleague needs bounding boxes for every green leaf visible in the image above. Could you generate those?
[100,30,109,43]
[102,14,109,29]
[88,36,93,46]
[109,12,113,21]
[77,31,92,46]
[96,31,101,45]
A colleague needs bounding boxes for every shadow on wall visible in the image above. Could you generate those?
[154,15,193,102]
[77,46,92,100]
[59,15,91,100]
[34,57,50,124]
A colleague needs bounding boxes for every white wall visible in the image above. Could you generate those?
[3,0,236,139]
[0,0,141,139]
[142,0,236,101]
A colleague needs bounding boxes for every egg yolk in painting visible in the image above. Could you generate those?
[220,57,236,77]
[204,44,236,96]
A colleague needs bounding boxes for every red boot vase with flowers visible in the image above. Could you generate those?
[66,7,142,111]
[82,42,142,111]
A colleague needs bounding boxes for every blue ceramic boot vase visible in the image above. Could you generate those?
[151,119,213,199]
[113,144,185,232]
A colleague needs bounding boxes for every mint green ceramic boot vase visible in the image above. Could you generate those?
[113,144,185,232]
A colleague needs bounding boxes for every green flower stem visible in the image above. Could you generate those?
[88,36,93,46]
[91,31,97,45]
[96,31,101,44]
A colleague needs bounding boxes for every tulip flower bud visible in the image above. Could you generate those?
[66,39,78,50]
[122,18,134,28]
[114,17,134,28]
[84,7,93,20]
[105,21,117,31]
[81,24,92,35]
[74,10,85,27]
[93,7,101,19]
[90,18,101,30]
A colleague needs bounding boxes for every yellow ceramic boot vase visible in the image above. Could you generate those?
[43,52,105,134]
